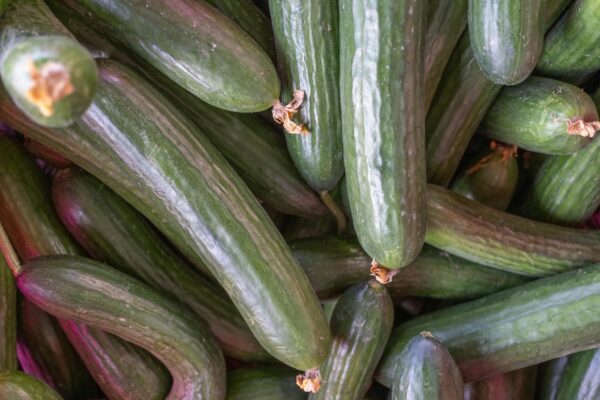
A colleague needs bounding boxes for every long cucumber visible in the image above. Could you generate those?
[0,371,62,400]
[538,349,600,399]
[226,368,306,400]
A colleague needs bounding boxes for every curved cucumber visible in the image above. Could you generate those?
[308,281,394,400]
[0,371,62,400]
[536,0,600,85]
[0,239,15,371]
[426,184,600,276]
[58,0,279,112]
[469,0,543,85]
[481,77,598,154]
[269,0,344,191]
[0,59,330,371]
[52,167,270,361]
[464,367,537,400]
[538,349,600,399]
[391,333,463,400]
[340,0,427,268]
[0,0,97,127]
[226,368,305,400]
[18,256,226,400]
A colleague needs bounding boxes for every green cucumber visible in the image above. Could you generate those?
[269,0,344,192]
[469,0,543,85]
[18,255,226,400]
[481,77,598,154]
[24,138,72,169]
[340,0,427,268]
[0,59,330,371]
[536,0,600,85]
[52,167,270,361]
[308,281,393,400]
[0,241,15,371]
[58,0,278,112]
[464,367,537,400]
[0,0,97,127]
[425,184,600,276]
[226,368,305,400]
[391,332,463,400]
[0,371,62,400]
[538,350,600,399]
[290,237,529,300]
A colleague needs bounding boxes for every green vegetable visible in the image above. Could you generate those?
[0,238,15,371]
[538,350,600,399]
[0,371,62,400]
[464,367,537,400]
[226,368,305,400]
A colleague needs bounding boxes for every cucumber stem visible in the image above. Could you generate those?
[320,191,347,234]
[295,367,321,393]
[0,221,22,277]
[26,59,74,117]
[370,260,398,285]
[567,119,600,137]
[272,90,309,134]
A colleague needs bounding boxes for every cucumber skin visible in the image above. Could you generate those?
[18,256,226,400]
[537,0,600,85]
[226,368,305,400]
[58,0,279,112]
[464,367,537,400]
[376,264,600,386]
[0,241,16,371]
[391,334,463,400]
[469,0,543,85]
[309,281,394,400]
[269,0,344,192]
[481,77,596,154]
[0,371,62,400]
[426,184,600,276]
[340,0,427,268]
[52,167,270,361]
[0,59,330,371]
[538,349,600,400]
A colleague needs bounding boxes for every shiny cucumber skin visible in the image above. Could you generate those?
[0,59,330,371]
[269,0,344,192]
[0,371,62,400]
[0,237,16,371]
[539,349,600,399]
[536,0,600,85]
[469,0,543,85]
[309,281,394,400]
[340,0,427,268]
[58,0,279,112]
[226,368,305,400]
[52,167,270,361]
[18,256,226,400]
[424,0,468,111]
[464,367,537,400]
[426,184,600,276]
[391,333,463,400]
[376,264,600,386]
[481,77,597,154]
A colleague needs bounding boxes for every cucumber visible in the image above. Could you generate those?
[376,264,600,386]
[290,237,529,300]
[52,167,270,361]
[24,138,72,169]
[464,367,537,400]
[57,0,279,112]
[538,350,600,399]
[536,0,600,85]
[18,255,226,400]
[425,184,600,276]
[0,240,15,371]
[0,371,62,400]
[340,0,427,268]
[0,0,97,127]
[269,0,344,192]
[481,77,598,154]
[226,368,305,400]
[0,59,330,371]
[308,281,393,400]
[424,0,468,111]
[469,0,543,85]
[391,332,463,400]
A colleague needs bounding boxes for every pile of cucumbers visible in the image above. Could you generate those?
[0,0,598,399]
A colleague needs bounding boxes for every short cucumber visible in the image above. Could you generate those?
[0,240,15,371]
[426,184,600,276]
[226,368,305,400]
[340,0,427,268]
[308,281,393,400]
[469,0,543,85]
[464,367,538,400]
[376,265,600,386]
[0,371,62,400]
[538,349,600,399]
[391,332,463,400]
[480,77,598,154]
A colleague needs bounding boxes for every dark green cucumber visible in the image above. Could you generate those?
[226,368,305,400]
[464,367,537,400]
[269,0,344,192]
[0,0,97,127]
[24,138,72,169]
[391,332,463,400]
[0,59,330,371]
[537,0,600,84]
[58,0,278,112]
[423,0,468,111]
[0,371,62,400]
[0,241,15,371]
[290,237,529,300]
[52,167,270,361]
[308,281,394,400]
[376,264,600,386]
[426,184,600,276]
[538,350,600,399]
[340,0,427,268]
[469,0,543,85]
[18,255,226,400]
[481,77,598,154]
